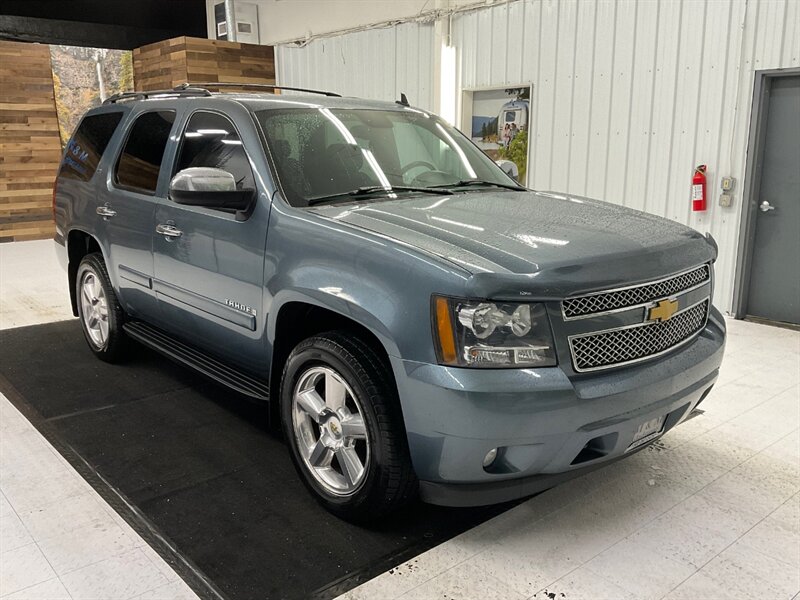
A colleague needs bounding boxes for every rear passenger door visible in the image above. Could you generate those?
[103,109,177,321]
[152,109,269,375]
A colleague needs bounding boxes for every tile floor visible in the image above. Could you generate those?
[0,240,74,330]
[341,320,800,600]
[0,397,200,600]
[1,241,198,600]
[1,239,799,600]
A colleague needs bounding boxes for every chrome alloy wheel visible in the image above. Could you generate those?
[291,366,369,496]
[79,270,109,348]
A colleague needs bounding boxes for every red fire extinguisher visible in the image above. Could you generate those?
[692,165,707,211]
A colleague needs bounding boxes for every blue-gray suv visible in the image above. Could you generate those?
[53,84,725,521]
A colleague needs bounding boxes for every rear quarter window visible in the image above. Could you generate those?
[59,112,123,182]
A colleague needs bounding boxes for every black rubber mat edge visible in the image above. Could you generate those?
[311,534,440,599]
[0,372,228,600]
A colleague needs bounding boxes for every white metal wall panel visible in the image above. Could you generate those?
[275,22,435,110]
[604,0,637,205]
[623,2,658,210]
[783,0,799,65]
[453,0,800,312]
[569,0,597,195]
[584,0,616,202]
[645,0,683,218]
[532,1,559,188]
[551,0,579,194]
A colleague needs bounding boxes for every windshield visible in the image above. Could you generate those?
[255,108,519,207]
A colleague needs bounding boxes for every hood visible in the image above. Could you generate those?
[309,190,715,298]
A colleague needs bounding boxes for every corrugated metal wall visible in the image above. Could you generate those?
[275,21,435,110]
[454,0,799,311]
[275,0,799,312]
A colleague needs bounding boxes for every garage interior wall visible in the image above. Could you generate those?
[276,0,799,314]
[454,0,799,313]
[276,21,436,111]
[0,40,62,242]
[204,0,445,45]
[133,36,275,91]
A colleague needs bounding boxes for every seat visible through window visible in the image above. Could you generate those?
[175,111,255,191]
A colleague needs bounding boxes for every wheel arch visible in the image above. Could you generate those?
[66,229,103,316]
[268,293,400,427]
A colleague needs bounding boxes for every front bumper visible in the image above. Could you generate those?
[392,306,726,507]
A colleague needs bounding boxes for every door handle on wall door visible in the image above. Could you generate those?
[759,200,776,212]
[156,223,183,238]
[96,204,116,219]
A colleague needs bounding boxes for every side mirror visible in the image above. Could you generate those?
[169,167,255,212]
[495,159,519,182]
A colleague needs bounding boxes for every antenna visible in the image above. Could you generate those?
[396,93,410,107]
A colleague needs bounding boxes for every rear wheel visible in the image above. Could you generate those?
[75,253,128,362]
[280,332,416,521]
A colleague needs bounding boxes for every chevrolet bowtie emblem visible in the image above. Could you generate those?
[648,299,679,322]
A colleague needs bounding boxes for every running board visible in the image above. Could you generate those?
[123,321,270,401]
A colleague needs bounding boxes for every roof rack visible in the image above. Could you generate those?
[178,82,342,98]
[102,82,342,105]
[103,87,212,105]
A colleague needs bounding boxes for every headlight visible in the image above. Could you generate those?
[432,296,557,368]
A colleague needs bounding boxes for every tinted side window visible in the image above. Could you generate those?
[59,112,123,182]
[115,111,176,194]
[175,112,254,190]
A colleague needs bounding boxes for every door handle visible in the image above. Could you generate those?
[156,223,183,238]
[759,200,776,212]
[96,204,116,219]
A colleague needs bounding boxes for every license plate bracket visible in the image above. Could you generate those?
[627,414,666,451]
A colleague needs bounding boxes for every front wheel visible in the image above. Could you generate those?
[75,253,129,363]
[280,332,416,521]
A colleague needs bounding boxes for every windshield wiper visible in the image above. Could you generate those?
[308,185,453,206]
[434,179,527,192]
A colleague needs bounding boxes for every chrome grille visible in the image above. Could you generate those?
[569,300,709,372]
[562,265,710,319]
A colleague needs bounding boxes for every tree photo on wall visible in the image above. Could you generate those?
[49,46,134,146]
[498,129,528,185]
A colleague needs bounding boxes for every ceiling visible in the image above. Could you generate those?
[0,0,207,49]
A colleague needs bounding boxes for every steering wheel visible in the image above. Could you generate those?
[400,160,438,177]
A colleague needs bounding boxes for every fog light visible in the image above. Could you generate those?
[482,447,498,468]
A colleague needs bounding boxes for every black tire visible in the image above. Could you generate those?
[280,332,417,521]
[75,252,129,363]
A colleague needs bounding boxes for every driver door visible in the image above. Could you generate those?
[152,109,270,375]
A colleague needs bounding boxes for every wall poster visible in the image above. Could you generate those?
[49,46,134,147]
[463,86,531,186]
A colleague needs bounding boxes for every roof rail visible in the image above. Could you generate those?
[178,82,342,98]
[103,87,212,105]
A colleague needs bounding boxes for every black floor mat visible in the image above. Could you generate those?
[0,321,509,600]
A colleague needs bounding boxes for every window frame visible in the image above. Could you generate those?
[170,108,257,192]
[254,106,516,208]
[251,108,290,207]
[59,110,125,183]
[112,109,178,197]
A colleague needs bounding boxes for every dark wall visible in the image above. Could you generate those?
[0,0,207,49]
